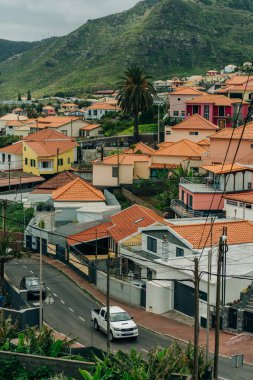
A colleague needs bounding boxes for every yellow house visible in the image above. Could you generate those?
[22,129,78,176]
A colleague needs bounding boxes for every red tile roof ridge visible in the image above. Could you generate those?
[35,171,78,190]
[67,221,113,245]
[52,177,105,201]
[172,114,218,130]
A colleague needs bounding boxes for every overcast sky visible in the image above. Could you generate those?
[0,0,139,42]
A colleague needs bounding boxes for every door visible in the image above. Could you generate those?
[140,285,146,308]
[174,281,195,316]
[244,311,253,333]
[26,235,32,251]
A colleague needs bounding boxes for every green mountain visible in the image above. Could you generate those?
[1,0,253,99]
[0,39,37,63]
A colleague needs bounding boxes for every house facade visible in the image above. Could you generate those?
[85,102,119,120]
[79,123,103,138]
[0,141,23,171]
[224,191,253,221]
[186,94,248,129]
[30,116,88,138]
[169,87,204,119]
[165,114,218,143]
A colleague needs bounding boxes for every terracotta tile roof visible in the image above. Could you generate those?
[154,139,207,157]
[36,116,80,123]
[171,220,253,249]
[224,191,253,204]
[211,122,253,140]
[0,141,23,155]
[52,177,105,201]
[6,120,27,126]
[67,221,113,245]
[123,142,156,155]
[186,94,247,106]
[109,204,163,242]
[0,175,44,188]
[62,103,78,107]
[172,114,218,131]
[202,164,249,174]
[33,171,77,193]
[198,138,210,146]
[93,154,150,165]
[86,103,119,111]
[0,114,28,121]
[157,142,175,150]
[202,163,250,174]
[25,140,78,157]
[170,86,205,95]
[225,76,253,86]
[42,106,55,110]
[23,129,72,142]
[80,123,101,131]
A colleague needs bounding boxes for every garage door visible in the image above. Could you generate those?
[174,281,195,317]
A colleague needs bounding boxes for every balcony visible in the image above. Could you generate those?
[180,177,222,193]
[170,199,224,219]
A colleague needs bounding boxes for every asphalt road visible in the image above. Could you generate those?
[5,258,253,379]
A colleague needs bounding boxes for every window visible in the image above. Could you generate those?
[173,111,179,116]
[192,105,199,114]
[41,161,50,168]
[176,247,184,257]
[177,98,181,101]
[166,130,171,135]
[25,158,28,165]
[2,153,5,163]
[181,111,185,117]
[61,130,67,135]
[112,167,118,178]
[189,131,198,135]
[188,194,193,208]
[251,144,253,149]
[147,236,157,253]
[181,190,184,201]
[30,159,36,167]
[24,146,26,151]
[93,110,97,116]
[218,106,225,116]
[191,167,199,174]
[204,105,209,120]
[147,268,153,281]
[248,182,252,190]
[58,158,63,166]
[227,200,238,206]
[88,110,92,116]
[246,203,252,209]
[8,154,11,162]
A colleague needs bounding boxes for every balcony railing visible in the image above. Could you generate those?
[180,177,221,190]
[170,199,224,218]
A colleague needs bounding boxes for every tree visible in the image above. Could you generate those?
[0,235,22,295]
[116,64,157,142]
[27,90,31,101]
[17,92,21,101]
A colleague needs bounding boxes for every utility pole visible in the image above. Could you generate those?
[39,230,43,329]
[193,257,200,380]
[213,227,227,379]
[106,253,111,354]
[206,217,214,366]
[56,148,59,175]
[95,228,98,260]
[157,103,160,144]
[117,138,120,186]
[2,200,6,238]
[8,158,11,192]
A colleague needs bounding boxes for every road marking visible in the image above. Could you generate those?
[53,293,58,297]
[47,287,51,291]
[79,316,85,322]
[60,300,65,304]
[69,307,74,312]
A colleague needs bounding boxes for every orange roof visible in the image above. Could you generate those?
[170,86,204,96]
[123,142,156,155]
[154,139,206,157]
[171,220,253,249]
[0,141,23,155]
[67,221,113,245]
[157,142,175,150]
[186,94,246,106]
[52,177,105,202]
[25,140,78,157]
[225,76,253,86]
[224,191,253,204]
[62,103,78,107]
[172,114,218,131]
[211,121,253,140]
[80,123,101,131]
[202,163,250,174]
[198,138,210,146]
[23,129,72,142]
[42,106,55,110]
[109,204,163,242]
[93,153,150,165]
[32,171,77,193]
[6,120,27,127]
[86,103,119,111]
[36,116,80,123]
[150,163,178,169]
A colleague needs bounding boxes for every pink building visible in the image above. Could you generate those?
[186,94,248,129]
[171,164,253,218]
[169,87,204,119]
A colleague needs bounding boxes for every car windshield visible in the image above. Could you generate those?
[27,279,39,287]
[110,312,131,322]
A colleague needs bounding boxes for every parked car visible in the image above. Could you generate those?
[91,306,138,340]
[20,276,46,300]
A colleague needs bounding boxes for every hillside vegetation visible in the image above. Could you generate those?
[0,0,253,99]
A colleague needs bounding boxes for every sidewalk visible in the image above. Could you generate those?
[43,255,253,364]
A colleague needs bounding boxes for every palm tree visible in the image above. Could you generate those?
[0,235,22,295]
[116,64,157,142]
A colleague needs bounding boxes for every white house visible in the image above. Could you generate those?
[0,141,23,171]
[85,102,119,120]
[0,114,28,133]
[224,191,253,221]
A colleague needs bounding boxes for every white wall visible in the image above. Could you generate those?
[0,153,23,171]
[146,280,172,313]
[142,233,192,259]
[224,200,253,221]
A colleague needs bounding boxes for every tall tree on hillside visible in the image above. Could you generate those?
[116,64,157,142]
[17,92,21,101]
[27,90,31,101]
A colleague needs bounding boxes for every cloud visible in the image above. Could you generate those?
[0,0,138,41]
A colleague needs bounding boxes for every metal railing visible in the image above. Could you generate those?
[170,199,207,218]
[180,177,221,190]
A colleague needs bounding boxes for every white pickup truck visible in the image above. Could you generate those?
[91,306,138,340]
